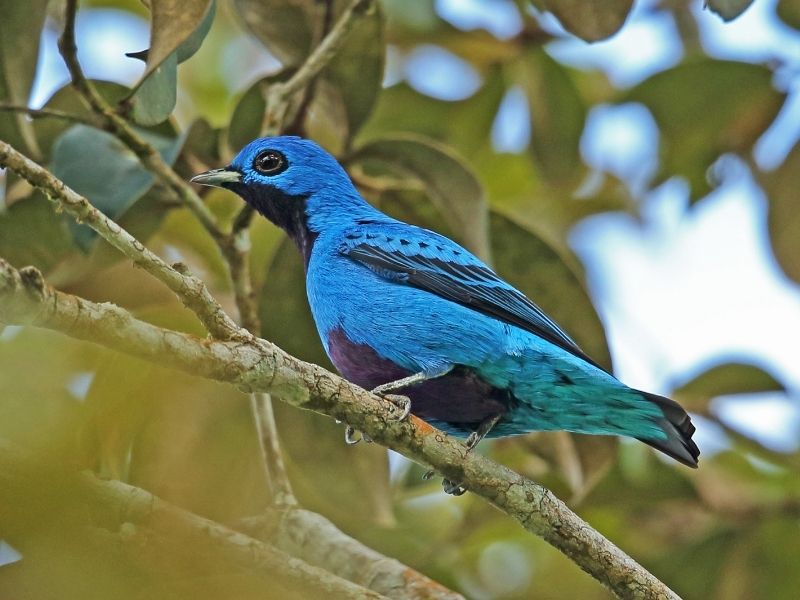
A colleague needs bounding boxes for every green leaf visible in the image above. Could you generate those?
[182,117,222,167]
[350,134,491,260]
[531,0,634,42]
[673,362,785,409]
[750,517,800,600]
[705,0,755,21]
[138,0,214,82]
[324,1,385,140]
[777,0,800,29]
[359,71,506,156]
[175,0,216,63]
[128,52,178,126]
[50,124,184,249]
[126,2,215,125]
[34,81,176,161]
[303,78,350,155]
[490,212,611,369]
[517,49,587,186]
[259,237,330,367]
[233,0,314,67]
[626,59,785,200]
[0,0,49,157]
[227,71,293,152]
[762,142,800,283]
[33,82,129,161]
[0,195,73,273]
[673,362,784,411]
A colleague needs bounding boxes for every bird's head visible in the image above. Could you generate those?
[192,135,353,200]
[191,136,369,246]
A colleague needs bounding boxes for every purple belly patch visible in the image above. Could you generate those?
[326,327,511,425]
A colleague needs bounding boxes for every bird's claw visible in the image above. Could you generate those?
[344,426,360,445]
[421,470,467,496]
[442,479,467,496]
[371,391,411,421]
[344,425,373,445]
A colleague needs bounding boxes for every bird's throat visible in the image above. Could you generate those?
[228,182,317,266]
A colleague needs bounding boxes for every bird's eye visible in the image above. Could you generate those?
[253,150,287,176]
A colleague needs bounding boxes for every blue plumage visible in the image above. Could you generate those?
[191,136,699,468]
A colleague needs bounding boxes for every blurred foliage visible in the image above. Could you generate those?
[1,0,799,599]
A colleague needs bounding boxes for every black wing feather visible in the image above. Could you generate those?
[344,243,607,372]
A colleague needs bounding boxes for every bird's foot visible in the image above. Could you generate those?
[422,470,468,496]
[442,479,467,496]
[463,414,502,453]
[344,425,373,445]
[370,390,411,421]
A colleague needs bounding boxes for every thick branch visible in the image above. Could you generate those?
[0,140,242,341]
[0,440,386,600]
[0,259,681,600]
[242,509,465,600]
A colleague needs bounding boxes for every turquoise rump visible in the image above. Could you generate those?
[191,136,699,469]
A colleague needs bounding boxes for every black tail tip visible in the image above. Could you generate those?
[638,391,700,468]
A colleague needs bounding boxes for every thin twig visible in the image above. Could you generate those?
[0,255,682,600]
[0,103,101,128]
[250,392,297,507]
[57,0,224,241]
[0,140,242,342]
[261,0,375,136]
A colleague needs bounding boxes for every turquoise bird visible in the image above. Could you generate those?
[192,136,699,492]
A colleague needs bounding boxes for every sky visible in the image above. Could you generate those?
[23,0,800,459]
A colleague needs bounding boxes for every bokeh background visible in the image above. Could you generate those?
[1,0,799,598]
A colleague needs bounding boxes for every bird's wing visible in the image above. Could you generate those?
[339,225,606,372]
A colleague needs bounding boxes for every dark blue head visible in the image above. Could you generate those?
[192,136,376,259]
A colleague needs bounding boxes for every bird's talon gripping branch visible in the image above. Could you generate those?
[465,414,503,453]
[382,393,411,421]
[422,469,466,495]
[344,425,361,445]
[442,479,467,496]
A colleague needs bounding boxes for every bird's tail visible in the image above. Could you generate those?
[636,391,700,468]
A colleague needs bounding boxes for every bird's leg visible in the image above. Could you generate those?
[437,413,503,496]
[370,365,454,422]
[465,413,502,451]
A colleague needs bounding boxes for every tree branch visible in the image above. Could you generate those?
[0,439,387,600]
[0,257,681,600]
[0,140,242,341]
[0,103,102,128]
[56,0,224,241]
[260,0,375,136]
[241,509,465,600]
[55,0,297,505]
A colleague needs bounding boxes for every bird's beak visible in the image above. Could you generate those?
[190,167,241,187]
